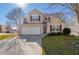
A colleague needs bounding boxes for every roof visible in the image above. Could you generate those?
[26,9,65,23]
[28,9,42,15]
[27,9,64,15]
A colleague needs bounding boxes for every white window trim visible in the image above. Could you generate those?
[31,15,40,22]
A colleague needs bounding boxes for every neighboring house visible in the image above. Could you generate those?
[0,25,7,33]
[0,25,12,33]
[2,25,7,33]
[21,9,65,35]
[0,25,2,32]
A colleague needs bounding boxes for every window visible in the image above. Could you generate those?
[52,25,55,31]
[44,17,50,22]
[52,25,60,32]
[45,17,47,20]
[60,25,62,31]
[31,15,40,21]
[53,28,55,31]
[56,25,60,31]
[48,17,50,20]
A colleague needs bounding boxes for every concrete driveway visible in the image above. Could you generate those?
[0,37,42,55]
[20,35,42,46]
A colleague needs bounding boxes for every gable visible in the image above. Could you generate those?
[28,9,42,15]
[50,16,64,25]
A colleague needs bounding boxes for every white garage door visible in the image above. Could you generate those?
[22,27,41,34]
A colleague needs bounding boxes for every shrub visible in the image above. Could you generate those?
[47,32,63,36]
[63,28,71,35]
[6,31,10,33]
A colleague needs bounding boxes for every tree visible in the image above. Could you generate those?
[68,4,79,23]
[48,3,79,23]
[6,8,25,35]
[5,21,13,33]
[6,22,11,30]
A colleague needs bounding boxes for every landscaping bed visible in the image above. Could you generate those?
[42,35,79,55]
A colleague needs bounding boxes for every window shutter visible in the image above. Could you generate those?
[30,16,32,21]
[60,25,62,31]
[24,18,26,22]
[39,16,40,21]
[48,17,50,20]
[24,18,26,23]
[45,17,47,20]
[50,25,52,31]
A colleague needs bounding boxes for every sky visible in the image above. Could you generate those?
[0,3,74,26]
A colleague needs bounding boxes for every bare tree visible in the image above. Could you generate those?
[54,4,79,23]
[6,8,25,35]
[6,21,13,32]
[68,4,79,23]
[48,3,79,23]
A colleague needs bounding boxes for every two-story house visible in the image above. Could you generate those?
[21,9,65,35]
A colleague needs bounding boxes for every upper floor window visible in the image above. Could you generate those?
[44,17,50,22]
[30,15,40,21]
[23,18,28,23]
[45,17,47,20]
[48,17,50,20]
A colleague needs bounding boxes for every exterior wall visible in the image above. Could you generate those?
[0,25,8,33]
[2,25,7,33]
[25,9,44,23]
[68,24,79,36]
[47,23,50,33]
[66,16,79,36]
[0,25,2,32]
[23,9,48,34]
[47,16,65,33]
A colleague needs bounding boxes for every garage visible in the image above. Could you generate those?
[21,24,41,35]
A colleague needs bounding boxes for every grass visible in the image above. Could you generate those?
[42,35,79,55]
[0,33,16,40]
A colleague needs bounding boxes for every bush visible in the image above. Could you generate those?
[47,32,63,36]
[63,28,71,35]
[6,31,10,33]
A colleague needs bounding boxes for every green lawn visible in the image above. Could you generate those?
[0,34,16,40]
[42,35,79,55]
